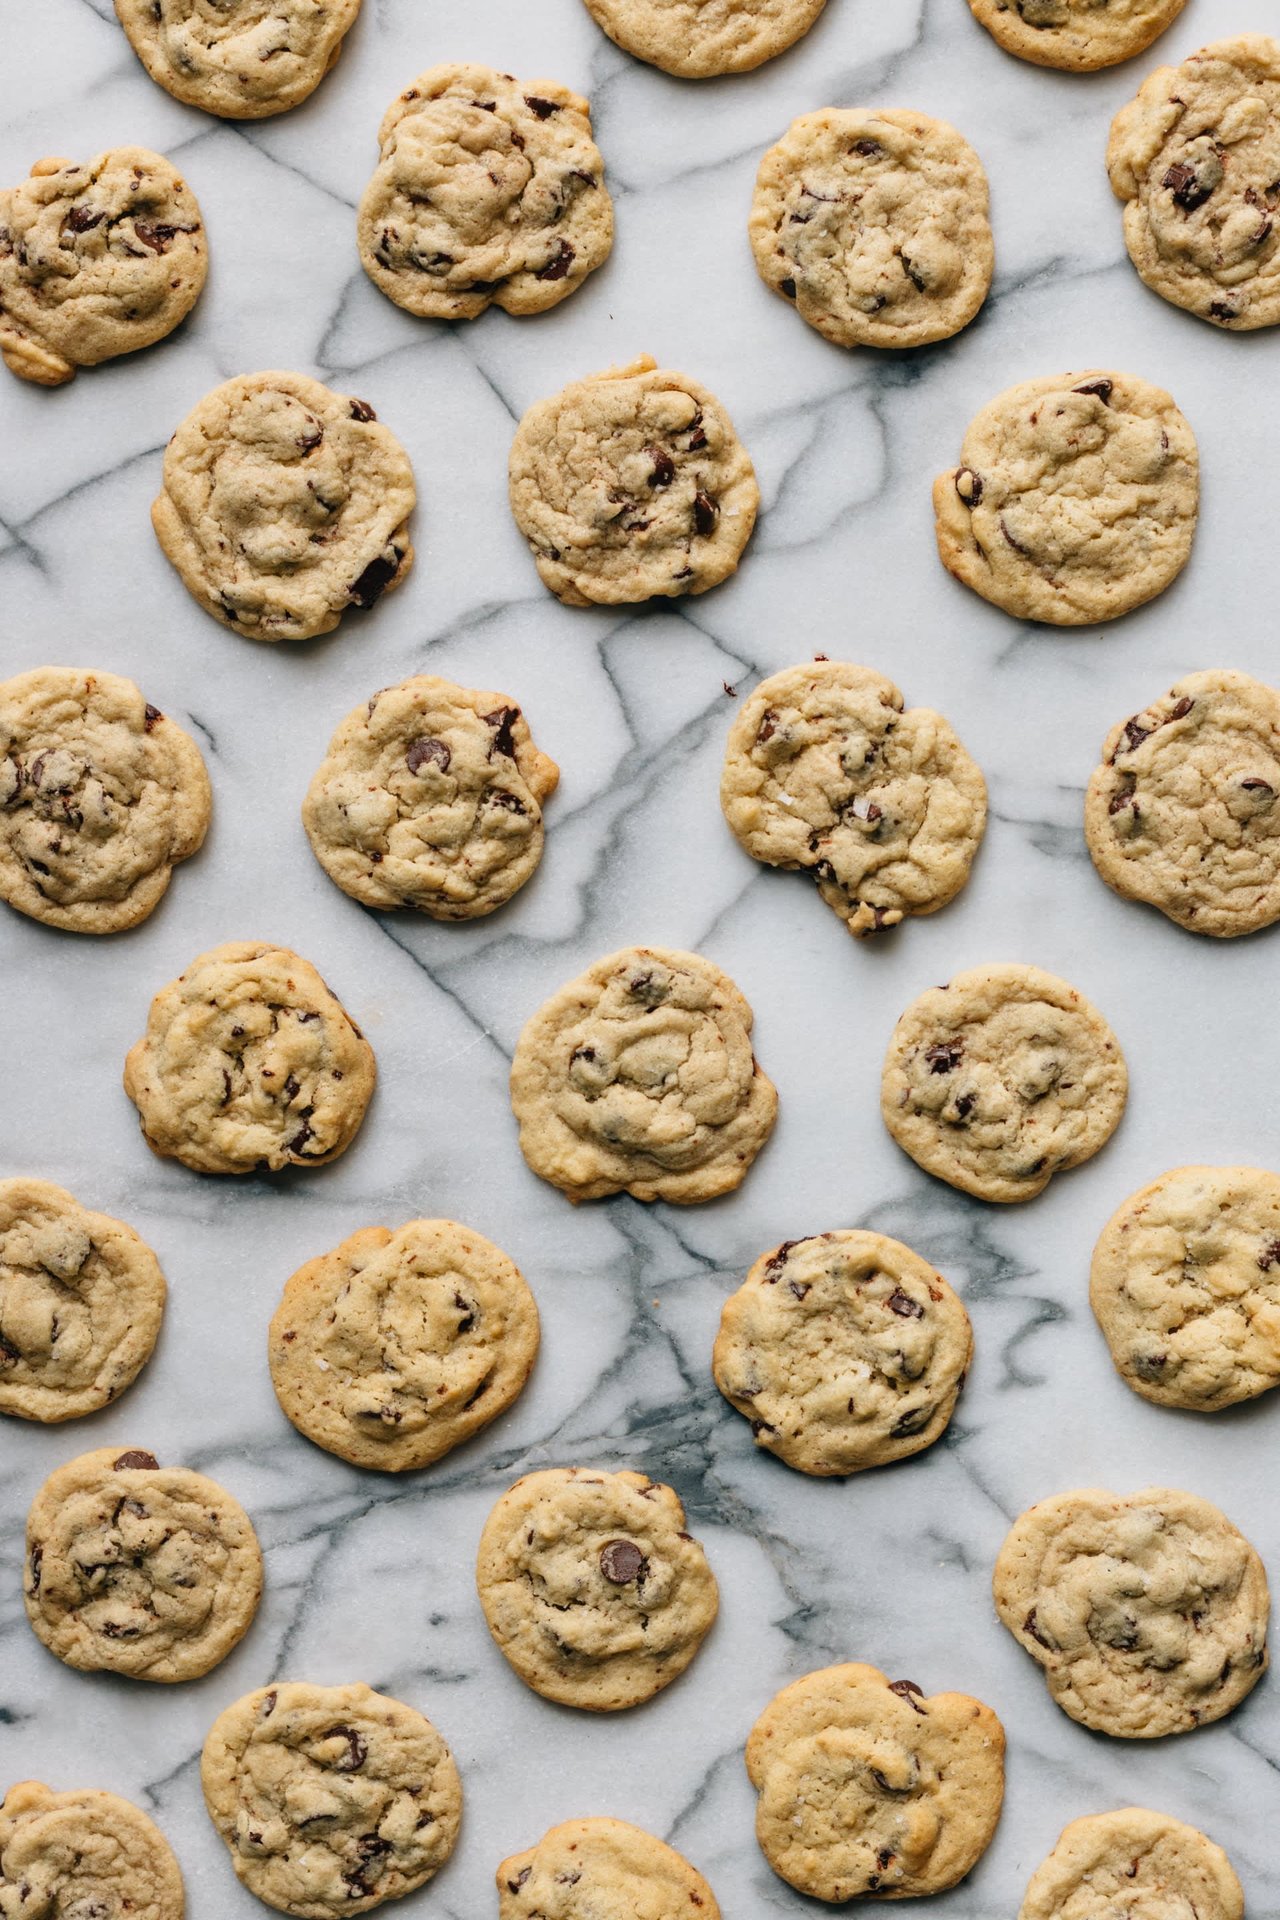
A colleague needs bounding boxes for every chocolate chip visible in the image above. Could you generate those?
[486,790,528,814]
[406,736,451,775]
[296,428,323,454]
[891,1405,933,1436]
[780,276,797,298]
[535,238,575,282]
[1162,160,1214,212]
[64,205,103,233]
[349,399,377,422]
[1258,1239,1280,1272]
[262,1689,277,1716]
[113,1450,159,1470]
[693,491,718,537]
[1119,717,1152,754]
[764,1240,800,1278]
[134,220,178,253]
[1024,1607,1051,1648]
[954,1092,975,1120]
[348,549,401,609]
[599,1539,648,1584]
[1167,696,1194,722]
[925,1040,963,1074]
[887,1679,926,1713]
[454,1291,477,1335]
[143,703,162,731]
[29,1544,42,1592]
[852,138,882,156]
[507,1868,532,1891]
[1073,378,1113,404]
[955,466,983,506]
[886,1288,924,1318]
[289,1118,316,1155]
[326,1725,368,1771]
[645,444,675,488]
[483,706,520,759]
[525,95,558,117]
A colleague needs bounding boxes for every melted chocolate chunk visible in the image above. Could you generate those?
[646,444,676,488]
[64,205,103,234]
[535,238,575,282]
[406,736,451,775]
[143,703,162,731]
[483,705,520,759]
[525,95,558,118]
[1073,378,1113,404]
[599,1539,648,1585]
[325,1725,368,1772]
[693,491,718,537]
[134,221,178,253]
[886,1288,924,1319]
[349,398,377,422]
[113,1449,159,1470]
[924,1039,964,1074]
[887,1678,926,1713]
[348,550,401,610]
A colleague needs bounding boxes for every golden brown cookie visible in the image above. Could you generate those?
[115,0,362,118]
[0,1780,184,1920]
[497,1818,721,1917]
[1018,1806,1243,1920]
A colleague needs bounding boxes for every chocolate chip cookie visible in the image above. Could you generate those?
[510,946,778,1203]
[269,1218,540,1470]
[933,371,1199,625]
[25,1445,263,1682]
[580,0,827,76]
[746,1663,1005,1900]
[0,1177,166,1424]
[358,64,613,321]
[0,1780,184,1920]
[123,941,376,1175]
[994,1487,1270,1736]
[714,1231,972,1475]
[0,147,206,387]
[969,0,1186,71]
[303,677,558,919]
[498,1818,721,1918]
[476,1467,719,1710]
[152,372,415,641]
[882,964,1128,1203]
[0,667,211,933]
[720,661,987,937]
[1019,1807,1244,1920]
[201,1682,462,1916]
[1109,36,1280,329]
[508,356,759,606]
[750,110,993,349]
[115,0,361,118]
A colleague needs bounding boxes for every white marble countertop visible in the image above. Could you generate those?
[3,0,1280,1912]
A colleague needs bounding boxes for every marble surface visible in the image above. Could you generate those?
[3,0,1280,1912]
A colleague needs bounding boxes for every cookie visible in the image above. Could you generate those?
[882,964,1127,1204]
[969,0,1186,72]
[933,371,1199,625]
[0,1780,184,1920]
[750,110,993,349]
[993,1486,1270,1737]
[720,661,987,937]
[0,667,211,933]
[713,1231,972,1475]
[201,1682,462,1917]
[124,941,375,1175]
[1108,37,1280,329]
[115,0,361,119]
[24,1445,263,1682]
[509,946,778,1203]
[508,356,759,607]
[498,1818,721,1918]
[476,1467,719,1710]
[269,1218,540,1470]
[1019,1806,1244,1920]
[0,147,206,387]
[0,1178,166,1424]
[152,372,415,642]
[580,0,827,76]
[1086,670,1280,937]
[358,65,613,322]
[302,677,558,919]
[746,1663,1005,1901]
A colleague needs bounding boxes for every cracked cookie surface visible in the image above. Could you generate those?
[303,676,558,919]
[1109,36,1280,328]
[750,110,993,349]
[152,372,415,642]
[881,964,1127,1203]
[123,940,376,1175]
[115,0,361,118]
[0,1780,184,1920]
[476,1467,719,1710]
[269,1218,540,1470]
[969,0,1186,71]
[580,0,827,75]
[358,64,613,321]
[1019,1806,1243,1920]
[201,1681,461,1917]
[497,1817,721,1918]
[0,147,206,387]
[25,1445,263,1682]
[746,1663,1005,1901]
[933,370,1199,625]
[508,355,759,607]
[994,1486,1270,1736]
[721,661,986,937]
[510,945,778,1203]
[714,1231,972,1475]
[0,667,211,933]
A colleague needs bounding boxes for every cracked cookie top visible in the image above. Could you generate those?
[115,0,361,118]
[1018,1807,1244,1920]
[580,0,828,77]
[968,0,1186,71]
[0,1781,184,1920]
[498,1817,721,1919]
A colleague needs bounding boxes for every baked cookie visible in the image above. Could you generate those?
[746,1663,1005,1900]
[25,1445,263,1682]
[969,0,1186,71]
[881,964,1127,1203]
[0,1178,166,1424]
[302,677,558,919]
[152,372,415,642]
[201,1682,461,1916]
[713,1230,972,1475]
[358,65,612,322]
[115,0,361,118]
[498,1818,720,1918]
[750,110,993,349]
[1108,37,1280,329]
[269,1218,540,1470]
[933,371,1199,625]
[508,356,759,607]
[476,1467,719,1709]
[580,0,827,76]
[0,147,205,387]
[0,1779,184,1920]
[994,1486,1270,1737]
[1019,1806,1243,1920]
[1086,670,1280,937]
[720,661,987,937]
[509,946,778,1203]
[0,666,211,933]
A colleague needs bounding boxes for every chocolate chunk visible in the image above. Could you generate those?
[134,221,178,253]
[1119,717,1152,754]
[1073,378,1113,404]
[508,1868,532,1891]
[887,1679,926,1713]
[406,736,451,775]
[886,1288,924,1318]
[348,549,400,609]
[486,789,528,815]
[288,1118,316,1155]
[296,427,323,454]
[780,276,797,298]
[645,444,675,488]
[143,703,162,731]
[326,1725,368,1771]
[29,1544,42,1592]
[525,95,559,117]
[954,466,983,506]
[113,1450,159,1470]
[1024,1607,1051,1648]
[954,1092,975,1120]
[349,398,377,422]
[852,138,883,157]
[924,1039,964,1074]
[1258,1239,1280,1272]
[1162,160,1214,212]
[65,205,104,234]
[599,1539,648,1585]
[1208,300,1239,323]
[454,1291,477,1335]
[1167,696,1194,722]
[483,705,520,759]
[693,491,718,537]
[890,1405,933,1436]
[262,1689,277,1716]
[764,1239,800,1278]
[535,238,575,282]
